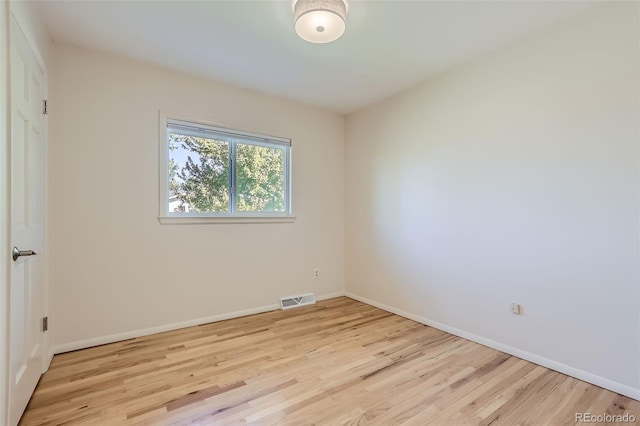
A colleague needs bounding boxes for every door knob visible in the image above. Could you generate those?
[12,247,36,261]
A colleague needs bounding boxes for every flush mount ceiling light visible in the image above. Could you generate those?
[294,0,347,44]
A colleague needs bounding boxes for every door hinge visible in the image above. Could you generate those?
[42,99,48,115]
[42,316,48,332]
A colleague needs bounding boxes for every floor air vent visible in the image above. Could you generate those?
[280,293,316,310]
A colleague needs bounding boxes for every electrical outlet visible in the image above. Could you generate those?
[314,268,320,279]
[511,303,523,315]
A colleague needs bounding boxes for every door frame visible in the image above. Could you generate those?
[1,0,10,424]
[1,2,50,424]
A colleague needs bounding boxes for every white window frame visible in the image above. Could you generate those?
[159,113,294,224]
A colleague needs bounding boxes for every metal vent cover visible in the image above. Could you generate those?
[280,293,316,310]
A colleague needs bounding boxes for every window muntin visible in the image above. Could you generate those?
[163,118,291,218]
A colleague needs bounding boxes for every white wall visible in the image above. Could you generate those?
[49,44,345,349]
[345,2,639,397]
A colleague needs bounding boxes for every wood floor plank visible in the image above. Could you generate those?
[19,297,640,425]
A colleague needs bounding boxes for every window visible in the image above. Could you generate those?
[159,116,292,224]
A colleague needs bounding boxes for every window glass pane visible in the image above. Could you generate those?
[168,132,229,213]
[235,143,286,212]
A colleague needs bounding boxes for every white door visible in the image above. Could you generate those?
[8,15,45,426]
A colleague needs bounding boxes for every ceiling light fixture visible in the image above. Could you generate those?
[294,0,347,44]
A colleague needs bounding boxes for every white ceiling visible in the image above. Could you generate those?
[37,0,596,114]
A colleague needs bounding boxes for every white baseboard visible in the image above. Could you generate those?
[44,348,54,373]
[344,291,640,401]
[53,291,346,355]
[317,291,346,301]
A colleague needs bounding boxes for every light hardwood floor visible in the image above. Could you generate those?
[20,297,640,425]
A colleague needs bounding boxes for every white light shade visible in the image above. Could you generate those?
[294,0,347,44]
